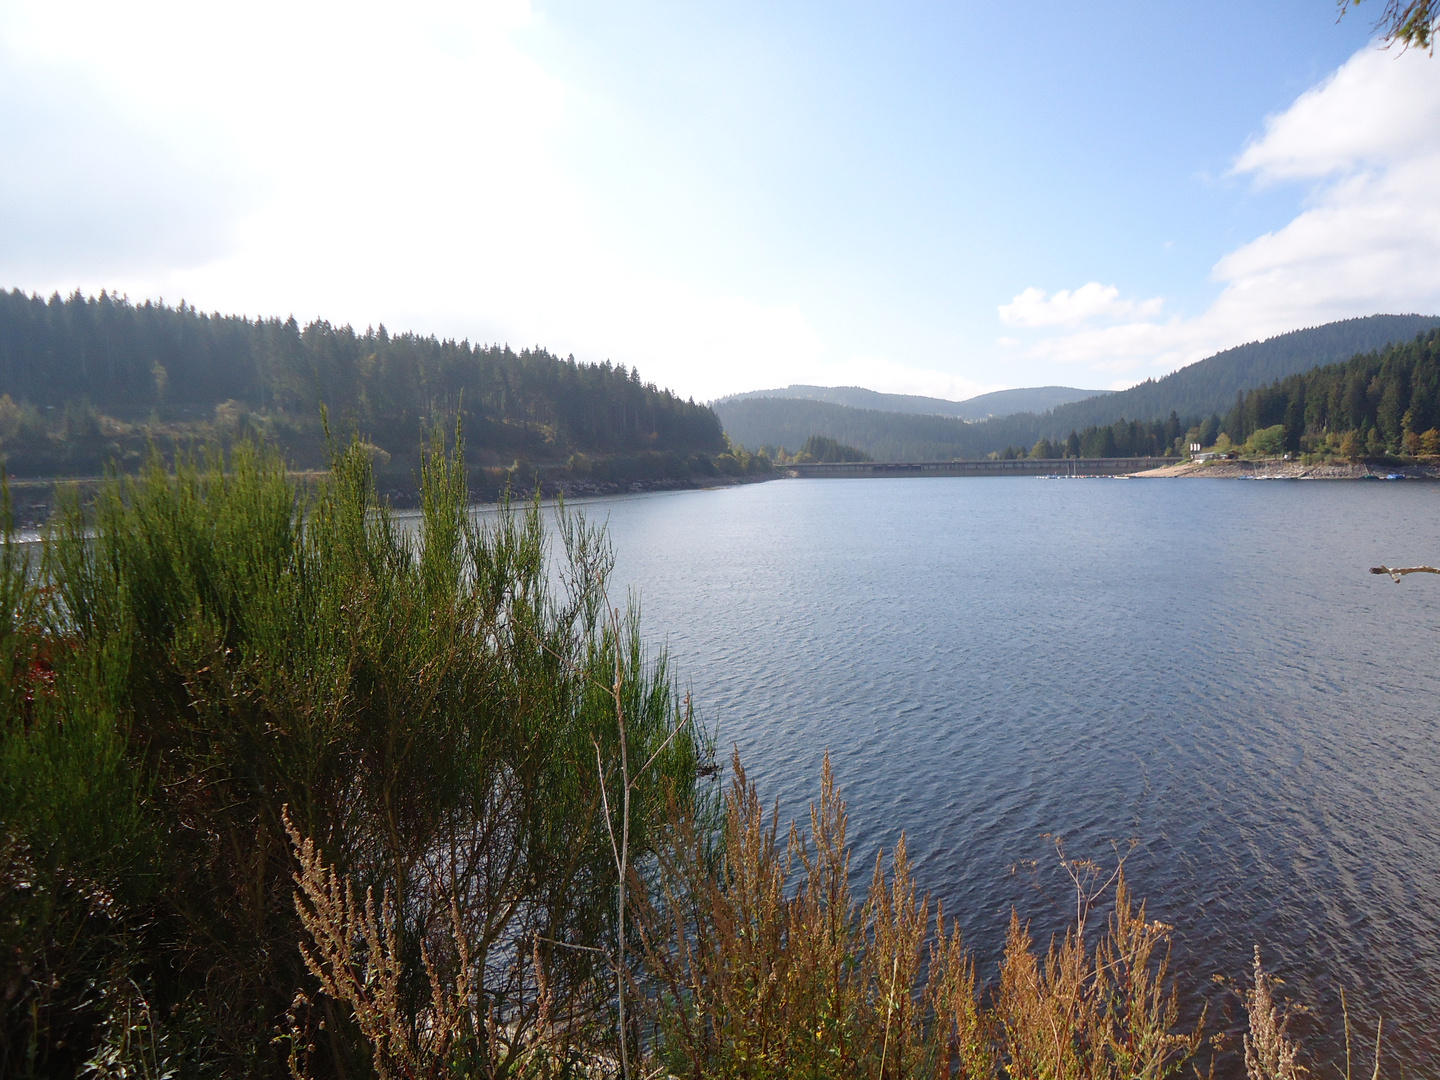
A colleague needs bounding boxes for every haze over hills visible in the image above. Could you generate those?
[714,384,1105,421]
[715,397,988,461]
[714,314,1440,460]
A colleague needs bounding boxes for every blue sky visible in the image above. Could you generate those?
[1,0,1435,400]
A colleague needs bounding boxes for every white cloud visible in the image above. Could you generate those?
[0,0,833,402]
[1020,317,1199,374]
[1211,45,1440,333]
[998,282,1163,327]
[1232,45,1440,182]
[0,32,257,278]
[1007,43,1440,380]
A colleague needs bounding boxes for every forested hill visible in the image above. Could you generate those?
[714,397,994,461]
[714,383,1103,420]
[1025,314,1440,439]
[716,314,1440,460]
[1218,327,1440,457]
[0,289,724,474]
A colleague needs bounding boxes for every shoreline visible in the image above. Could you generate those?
[1131,460,1440,479]
[2,471,775,530]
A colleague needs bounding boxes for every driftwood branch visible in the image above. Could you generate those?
[1370,565,1440,582]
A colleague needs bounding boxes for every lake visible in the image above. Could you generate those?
[569,476,1440,1075]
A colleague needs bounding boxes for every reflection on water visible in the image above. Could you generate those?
[562,476,1440,1076]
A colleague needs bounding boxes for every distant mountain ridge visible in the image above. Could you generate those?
[714,384,1105,420]
[713,397,987,461]
[714,314,1440,460]
[1026,313,1440,438]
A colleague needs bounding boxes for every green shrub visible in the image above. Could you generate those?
[1244,425,1287,457]
[1,430,706,1078]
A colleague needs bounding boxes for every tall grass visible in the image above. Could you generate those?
[634,754,1200,1080]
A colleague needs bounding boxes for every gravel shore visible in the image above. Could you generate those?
[1133,459,1440,479]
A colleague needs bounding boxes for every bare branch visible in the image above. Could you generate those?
[1341,0,1438,51]
[631,702,693,790]
[537,935,612,958]
[593,737,623,880]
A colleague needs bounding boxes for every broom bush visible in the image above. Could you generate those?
[1,428,705,1078]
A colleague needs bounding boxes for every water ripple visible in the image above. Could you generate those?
[571,478,1440,1075]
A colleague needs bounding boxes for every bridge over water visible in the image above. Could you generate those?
[783,457,1179,478]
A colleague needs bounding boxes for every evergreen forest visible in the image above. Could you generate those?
[1215,326,1440,459]
[790,434,874,462]
[981,330,1440,463]
[0,289,737,493]
[716,315,1440,462]
[1023,313,1440,439]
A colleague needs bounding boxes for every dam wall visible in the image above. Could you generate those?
[783,457,1179,478]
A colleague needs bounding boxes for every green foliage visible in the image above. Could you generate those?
[983,422,1189,464]
[1244,425,1287,457]
[713,438,773,476]
[794,435,872,463]
[0,473,158,1076]
[1219,329,1440,460]
[0,289,724,475]
[0,431,707,1077]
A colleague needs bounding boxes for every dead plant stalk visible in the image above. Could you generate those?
[591,598,695,1080]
